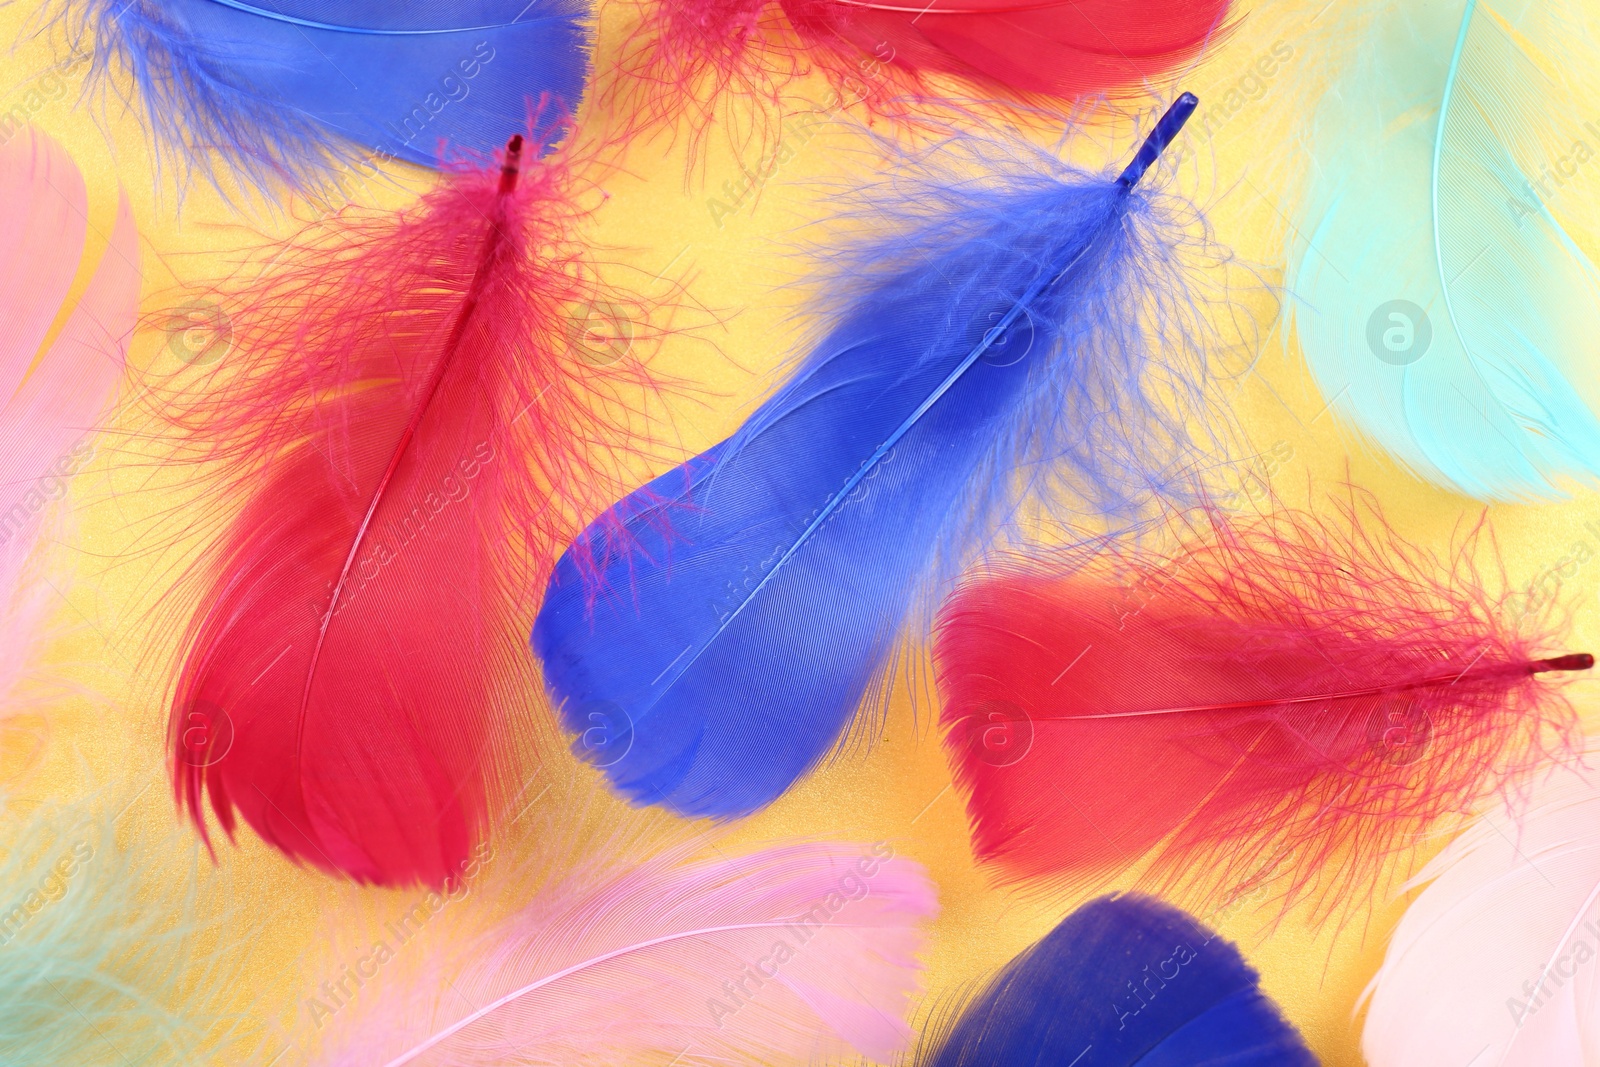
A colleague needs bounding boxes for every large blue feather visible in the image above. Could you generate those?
[918,895,1316,1067]
[54,0,591,196]
[533,102,1211,819]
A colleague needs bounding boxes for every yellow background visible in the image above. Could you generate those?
[4,0,1599,1063]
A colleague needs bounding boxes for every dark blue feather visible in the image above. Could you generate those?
[533,100,1210,819]
[55,0,591,197]
[919,895,1316,1067]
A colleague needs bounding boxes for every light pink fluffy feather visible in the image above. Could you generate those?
[1364,739,1600,1066]
[317,841,936,1066]
[0,127,138,701]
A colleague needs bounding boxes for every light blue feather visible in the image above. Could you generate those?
[0,798,236,1065]
[533,105,1211,819]
[1289,0,1600,500]
[916,895,1316,1067]
[51,0,592,198]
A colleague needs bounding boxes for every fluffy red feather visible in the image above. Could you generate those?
[934,498,1590,914]
[162,132,657,887]
[600,0,1232,149]
[784,0,1234,100]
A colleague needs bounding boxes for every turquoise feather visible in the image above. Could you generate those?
[0,799,233,1064]
[1289,0,1600,500]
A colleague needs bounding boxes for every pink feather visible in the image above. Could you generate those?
[0,127,138,699]
[1363,740,1600,1066]
[315,841,936,1066]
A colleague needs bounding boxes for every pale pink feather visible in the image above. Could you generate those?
[0,127,138,697]
[318,842,936,1066]
[1363,738,1600,1066]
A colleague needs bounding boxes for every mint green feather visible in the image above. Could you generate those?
[0,799,235,1064]
[1289,0,1600,500]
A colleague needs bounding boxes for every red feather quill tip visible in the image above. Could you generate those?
[600,0,1233,147]
[161,126,661,888]
[934,497,1590,915]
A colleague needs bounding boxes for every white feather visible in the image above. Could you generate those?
[1363,742,1600,1065]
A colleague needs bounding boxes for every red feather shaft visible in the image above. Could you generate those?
[934,500,1589,914]
[164,132,654,887]
[296,137,526,765]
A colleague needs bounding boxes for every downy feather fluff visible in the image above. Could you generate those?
[914,894,1314,1067]
[160,132,657,887]
[50,0,594,198]
[0,127,138,709]
[314,840,936,1066]
[1362,740,1600,1066]
[534,98,1214,820]
[603,0,1233,149]
[935,496,1589,914]
[1288,0,1600,500]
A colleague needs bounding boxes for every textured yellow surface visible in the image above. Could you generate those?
[5,1,1600,1064]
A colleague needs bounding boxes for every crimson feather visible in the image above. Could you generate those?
[933,497,1590,914]
[161,132,657,888]
[600,0,1232,155]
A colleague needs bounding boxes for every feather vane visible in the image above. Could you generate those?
[915,894,1314,1067]
[1288,0,1600,499]
[0,127,137,706]
[316,841,936,1066]
[1363,741,1600,1066]
[534,98,1210,819]
[53,0,594,197]
[162,132,655,887]
[934,498,1590,912]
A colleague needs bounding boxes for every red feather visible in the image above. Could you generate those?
[162,132,657,887]
[933,498,1590,914]
[600,0,1232,150]
[784,0,1235,100]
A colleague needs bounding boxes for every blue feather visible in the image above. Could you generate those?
[917,895,1316,1067]
[533,100,1211,819]
[1288,0,1600,500]
[53,0,591,197]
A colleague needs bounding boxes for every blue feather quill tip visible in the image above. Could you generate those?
[534,98,1226,822]
[917,894,1317,1067]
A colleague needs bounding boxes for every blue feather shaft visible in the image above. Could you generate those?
[917,895,1315,1067]
[534,104,1207,819]
[55,0,591,198]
